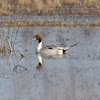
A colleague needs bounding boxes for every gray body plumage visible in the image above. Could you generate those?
[39,45,69,57]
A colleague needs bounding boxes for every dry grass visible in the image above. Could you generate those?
[0,0,99,15]
[61,0,80,5]
[0,19,100,27]
[0,37,12,53]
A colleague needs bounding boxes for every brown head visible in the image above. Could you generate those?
[33,34,43,43]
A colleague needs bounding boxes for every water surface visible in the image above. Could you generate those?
[0,26,100,100]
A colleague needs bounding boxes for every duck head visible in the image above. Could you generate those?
[33,34,43,43]
[33,34,43,52]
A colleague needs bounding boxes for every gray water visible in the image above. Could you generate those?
[1,15,100,23]
[0,26,100,100]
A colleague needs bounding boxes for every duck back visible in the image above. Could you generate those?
[40,46,63,56]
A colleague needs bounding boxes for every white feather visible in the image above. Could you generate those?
[38,41,42,52]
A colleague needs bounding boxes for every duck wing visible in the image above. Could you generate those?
[44,45,70,50]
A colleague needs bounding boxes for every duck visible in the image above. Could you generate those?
[33,34,78,58]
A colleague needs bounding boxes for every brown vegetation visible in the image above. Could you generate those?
[0,19,100,27]
[0,36,12,53]
[0,0,100,15]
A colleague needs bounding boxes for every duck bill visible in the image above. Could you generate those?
[33,37,36,40]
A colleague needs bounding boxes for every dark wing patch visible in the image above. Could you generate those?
[48,47,53,49]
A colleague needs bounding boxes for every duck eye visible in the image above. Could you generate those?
[48,48,52,49]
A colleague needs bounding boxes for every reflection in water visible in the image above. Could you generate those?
[36,53,69,70]
[13,64,27,73]
[13,56,27,73]
[0,52,26,74]
[36,54,43,70]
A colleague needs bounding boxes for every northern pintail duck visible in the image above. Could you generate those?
[33,34,78,58]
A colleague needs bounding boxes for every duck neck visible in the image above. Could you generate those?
[38,41,42,52]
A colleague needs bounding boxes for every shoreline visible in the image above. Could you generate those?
[0,19,100,27]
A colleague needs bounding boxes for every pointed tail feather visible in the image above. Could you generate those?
[63,42,79,50]
[70,42,79,48]
[57,42,79,50]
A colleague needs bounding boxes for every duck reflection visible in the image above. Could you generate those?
[36,54,43,70]
[36,53,69,70]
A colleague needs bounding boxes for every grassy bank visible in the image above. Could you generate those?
[1,19,100,27]
[0,0,100,27]
[0,0,100,15]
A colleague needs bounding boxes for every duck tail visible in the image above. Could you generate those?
[64,42,79,50]
[58,42,79,51]
[70,42,79,48]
